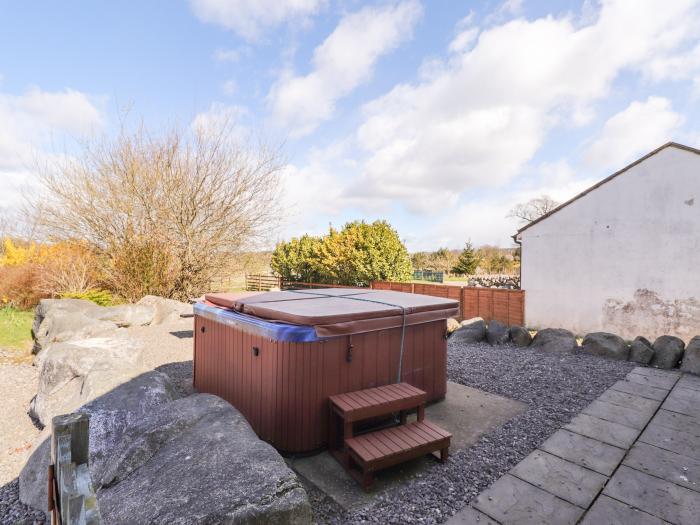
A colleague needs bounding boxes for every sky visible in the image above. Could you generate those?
[1,0,700,251]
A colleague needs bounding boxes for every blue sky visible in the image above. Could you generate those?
[2,0,700,250]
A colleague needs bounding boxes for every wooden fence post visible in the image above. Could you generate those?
[50,413,101,525]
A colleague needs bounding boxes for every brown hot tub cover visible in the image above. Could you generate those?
[204,288,458,337]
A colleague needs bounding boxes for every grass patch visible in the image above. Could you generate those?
[0,307,34,351]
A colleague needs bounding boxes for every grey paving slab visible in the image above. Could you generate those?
[625,372,678,391]
[473,474,584,525]
[564,413,641,449]
[580,495,669,525]
[446,506,501,525]
[676,374,700,392]
[510,450,607,508]
[603,465,700,525]
[598,389,661,413]
[582,400,655,430]
[624,441,700,493]
[652,409,700,437]
[610,379,669,401]
[662,387,700,418]
[639,423,700,460]
[632,367,681,379]
[539,429,626,476]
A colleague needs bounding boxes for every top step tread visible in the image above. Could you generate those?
[330,383,426,421]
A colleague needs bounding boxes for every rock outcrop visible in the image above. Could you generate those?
[509,326,532,347]
[651,335,685,369]
[486,320,510,345]
[680,336,700,375]
[581,332,630,361]
[530,328,578,353]
[451,317,486,344]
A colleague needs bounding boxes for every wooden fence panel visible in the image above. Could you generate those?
[461,289,479,320]
[372,281,525,326]
[243,277,526,325]
[372,281,414,293]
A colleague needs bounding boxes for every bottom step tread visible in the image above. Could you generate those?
[346,420,451,463]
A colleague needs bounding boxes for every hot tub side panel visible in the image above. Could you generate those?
[194,316,447,453]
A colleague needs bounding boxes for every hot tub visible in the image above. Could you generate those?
[193,288,458,453]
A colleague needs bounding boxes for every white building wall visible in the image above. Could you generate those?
[520,146,700,341]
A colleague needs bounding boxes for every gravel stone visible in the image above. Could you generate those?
[309,340,634,524]
[0,479,46,525]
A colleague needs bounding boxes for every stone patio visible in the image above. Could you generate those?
[447,368,700,525]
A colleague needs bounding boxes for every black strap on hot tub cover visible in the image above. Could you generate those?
[289,290,408,384]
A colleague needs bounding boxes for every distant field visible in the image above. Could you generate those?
[0,308,33,351]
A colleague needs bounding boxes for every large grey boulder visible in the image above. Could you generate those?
[32,298,101,340]
[581,332,629,361]
[90,304,155,327]
[451,317,486,344]
[629,336,654,364]
[530,328,578,353]
[32,309,117,355]
[651,335,685,369]
[486,320,510,345]
[20,370,180,517]
[29,336,147,426]
[137,295,192,325]
[97,394,311,524]
[509,326,532,347]
[680,336,700,375]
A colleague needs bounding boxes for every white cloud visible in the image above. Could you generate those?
[585,96,684,169]
[190,0,324,41]
[0,85,103,209]
[343,0,700,210]
[268,0,423,137]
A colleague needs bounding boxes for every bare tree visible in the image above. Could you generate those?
[507,195,559,224]
[33,121,283,301]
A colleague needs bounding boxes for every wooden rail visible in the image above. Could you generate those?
[49,413,101,525]
[245,274,281,291]
[281,281,360,290]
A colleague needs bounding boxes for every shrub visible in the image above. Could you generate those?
[271,220,413,287]
[0,264,43,309]
[60,289,115,306]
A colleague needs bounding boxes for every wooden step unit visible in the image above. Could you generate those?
[328,382,451,490]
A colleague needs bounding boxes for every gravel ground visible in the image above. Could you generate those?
[308,341,636,524]
[0,361,40,487]
[0,352,44,525]
[0,317,195,525]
